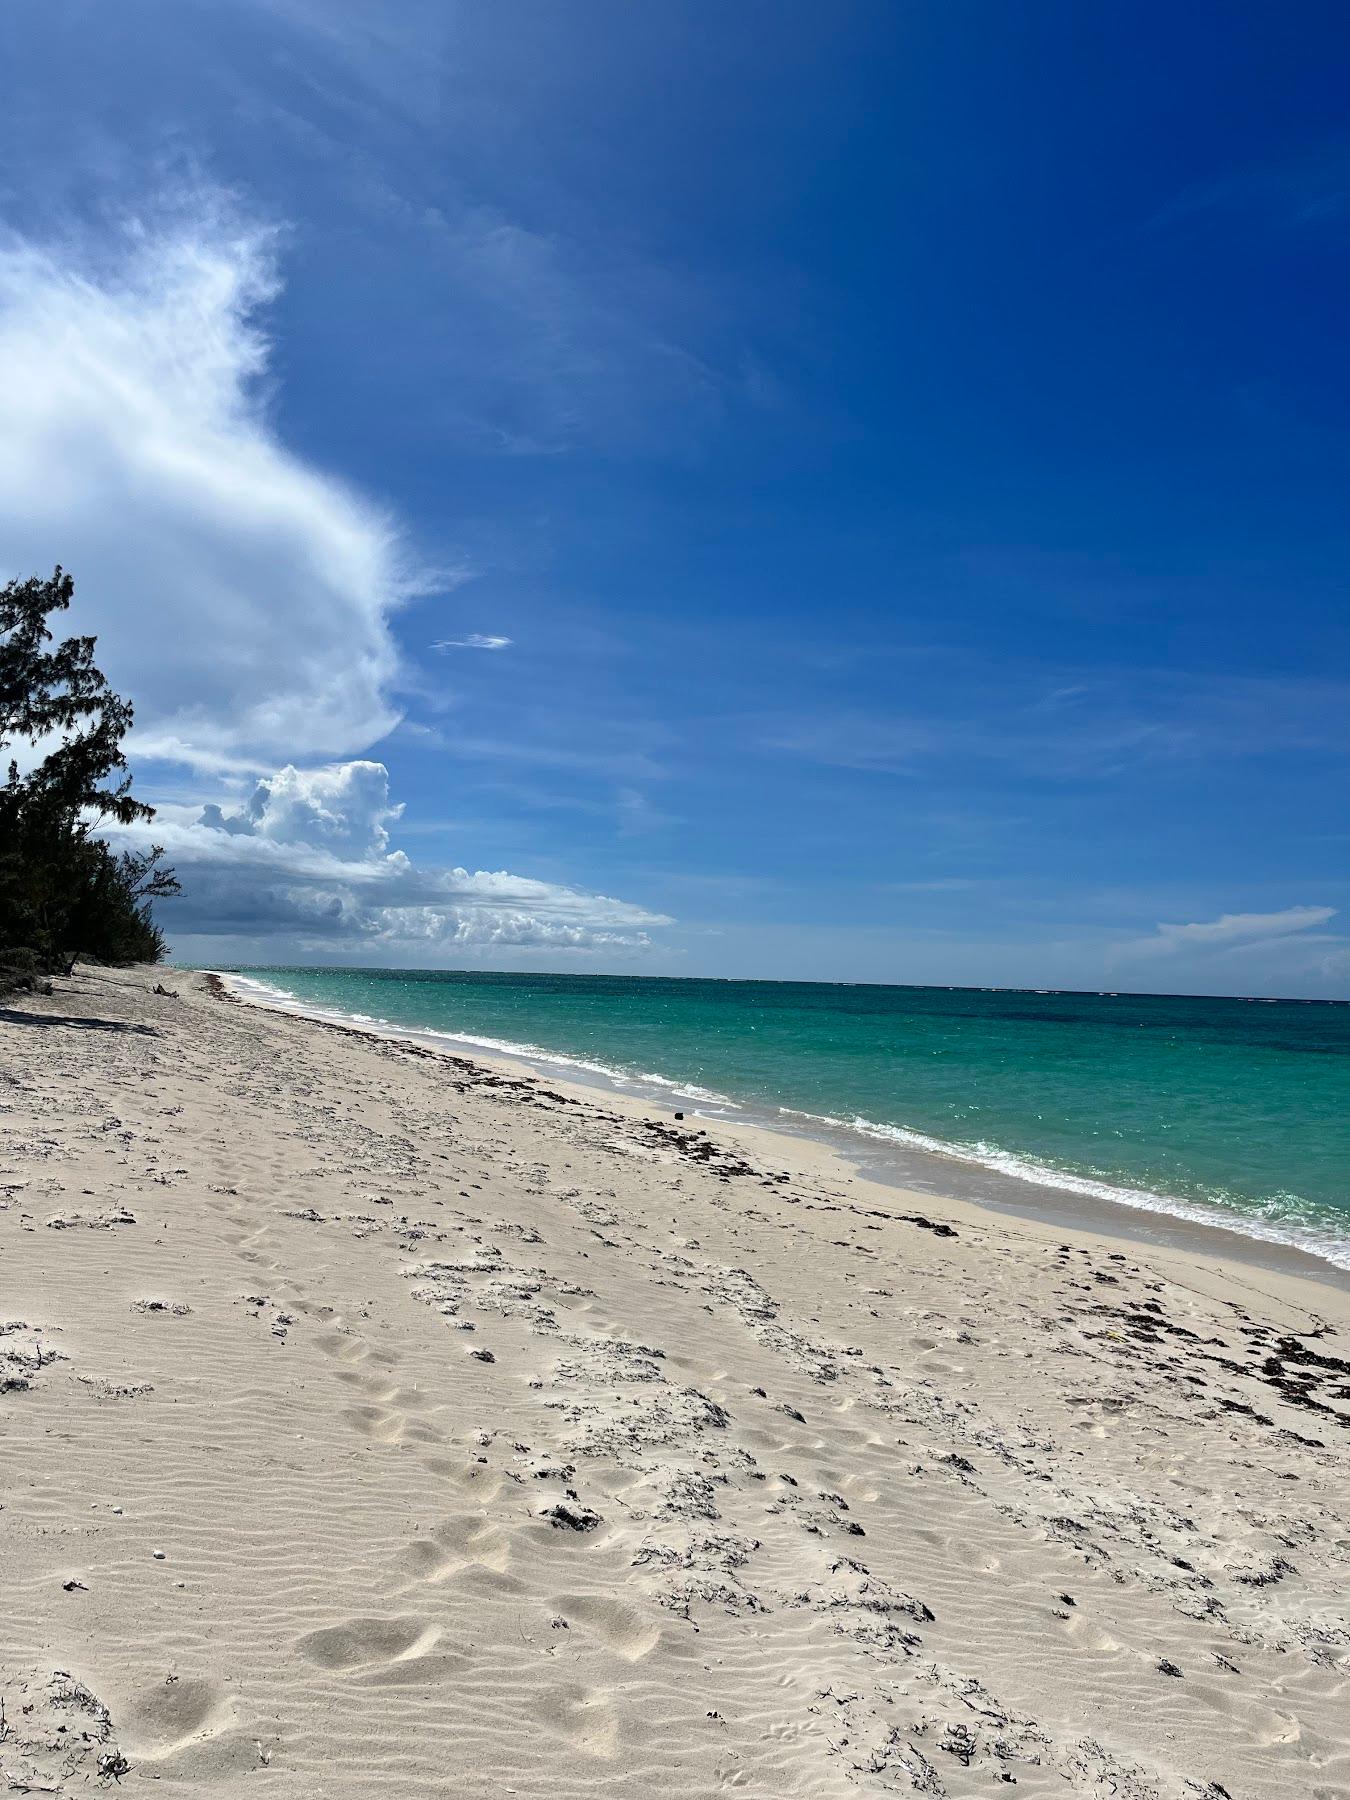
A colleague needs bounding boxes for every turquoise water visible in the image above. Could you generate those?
[227,966,1350,1271]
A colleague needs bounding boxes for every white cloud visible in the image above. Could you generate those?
[1119,905,1337,958]
[0,197,673,960]
[113,760,670,956]
[201,761,403,857]
[884,878,982,893]
[0,197,413,770]
[433,634,513,651]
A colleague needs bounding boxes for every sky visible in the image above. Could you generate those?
[1,1,1347,997]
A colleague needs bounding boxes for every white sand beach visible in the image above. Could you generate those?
[2,965,1347,1798]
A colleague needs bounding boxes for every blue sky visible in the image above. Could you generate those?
[1,1,1347,995]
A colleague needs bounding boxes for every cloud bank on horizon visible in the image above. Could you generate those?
[156,760,668,953]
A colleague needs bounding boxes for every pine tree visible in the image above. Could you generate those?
[0,568,179,980]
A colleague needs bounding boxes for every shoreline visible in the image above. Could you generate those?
[215,967,1350,1294]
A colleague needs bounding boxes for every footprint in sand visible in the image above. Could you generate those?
[536,1683,619,1759]
[314,1329,368,1364]
[278,1294,336,1323]
[340,1403,407,1444]
[311,1316,400,1364]
[339,1402,443,1446]
[401,1418,444,1445]
[1062,1616,1125,1656]
[400,1514,511,1581]
[336,1370,438,1422]
[296,1616,440,1672]
[314,1327,445,1442]
[221,1215,273,1254]
[296,1618,471,1689]
[420,1455,504,1501]
[333,1368,400,1402]
[115,1675,273,1779]
[548,1593,661,1662]
[119,1677,233,1755]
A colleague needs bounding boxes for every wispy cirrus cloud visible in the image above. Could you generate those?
[433,633,513,651]
[242,65,735,457]
[1116,905,1338,960]
[751,667,1350,780]
[1151,142,1350,233]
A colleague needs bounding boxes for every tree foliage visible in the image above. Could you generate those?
[0,568,179,977]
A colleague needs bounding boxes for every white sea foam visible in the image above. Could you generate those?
[213,973,739,1105]
[774,1106,1350,1273]
[226,973,298,1001]
[213,970,1350,1276]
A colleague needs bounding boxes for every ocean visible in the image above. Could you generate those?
[224,966,1350,1274]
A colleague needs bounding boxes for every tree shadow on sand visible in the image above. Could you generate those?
[0,1008,159,1036]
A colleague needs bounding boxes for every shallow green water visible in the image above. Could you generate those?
[229,966,1350,1270]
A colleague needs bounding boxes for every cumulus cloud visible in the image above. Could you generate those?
[1119,905,1337,958]
[113,760,669,956]
[201,761,403,858]
[0,196,412,770]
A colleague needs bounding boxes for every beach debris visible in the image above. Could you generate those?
[895,1742,944,1793]
[45,1207,136,1230]
[1157,1658,1183,1677]
[659,1471,722,1521]
[540,1500,602,1531]
[1228,1554,1296,1587]
[75,1374,154,1401]
[2,1327,65,1396]
[939,1721,977,1764]
[469,1347,496,1362]
[49,1672,109,1722]
[899,1213,959,1239]
[0,1669,126,1790]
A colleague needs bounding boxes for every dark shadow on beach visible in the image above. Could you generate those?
[0,1008,159,1036]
